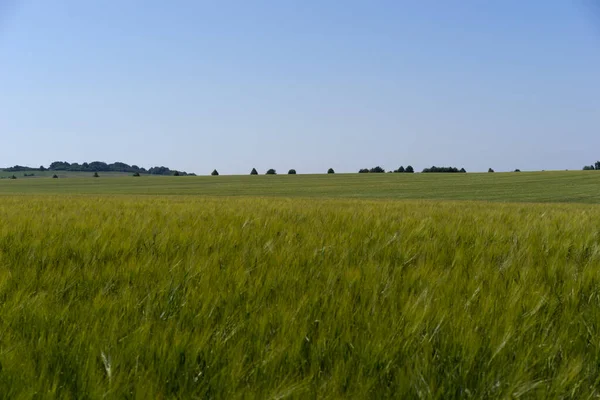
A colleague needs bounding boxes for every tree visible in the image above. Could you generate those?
[514,169,521,172]
[39,165,46,171]
[250,168,258,175]
[358,168,369,173]
[93,172,99,178]
[10,175,16,180]
[422,166,463,173]
[460,168,466,173]
[583,165,595,171]
[173,171,180,176]
[327,168,335,174]
[49,161,71,170]
[89,161,109,171]
[488,168,494,173]
[595,161,600,170]
[396,166,405,173]
[148,166,171,175]
[266,169,277,175]
[211,169,219,176]
[288,169,296,174]
[369,166,385,173]
[52,174,58,179]
[405,165,414,173]
[133,172,140,177]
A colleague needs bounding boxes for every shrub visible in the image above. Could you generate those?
[52,174,58,179]
[396,166,405,173]
[173,171,180,176]
[93,172,99,178]
[358,169,369,173]
[369,166,385,173]
[211,169,219,176]
[250,168,258,175]
[422,166,462,173]
[133,172,140,177]
[10,175,16,180]
[460,168,466,173]
[266,169,277,175]
[514,169,521,172]
[488,168,494,173]
[327,168,335,174]
[405,165,414,173]
[288,169,296,175]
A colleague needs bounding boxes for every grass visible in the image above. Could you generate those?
[1,171,600,397]
[1,195,600,397]
[0,170,599,203]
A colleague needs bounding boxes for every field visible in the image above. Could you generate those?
[0,170,599,203]
[1,172,600,397]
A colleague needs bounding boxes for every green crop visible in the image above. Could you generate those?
[0,195,599,398]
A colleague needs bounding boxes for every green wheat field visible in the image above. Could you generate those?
[1,171,600,398]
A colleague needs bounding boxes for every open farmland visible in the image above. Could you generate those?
[0,170,600,203]
[0,172,600,397]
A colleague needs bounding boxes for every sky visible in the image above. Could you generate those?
[1,1,599,174]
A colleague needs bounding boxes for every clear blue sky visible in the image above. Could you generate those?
[1,1,599,174]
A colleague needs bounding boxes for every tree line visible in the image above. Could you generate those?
[3,161,194,176]
[582,161,600,171]
[356,165,465,173]
[10,161,590,176]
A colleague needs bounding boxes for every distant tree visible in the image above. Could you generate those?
[133,172,140,177]
[173,171,180,176]
[396,166,405,173]
[369,166,385,173]
[422,166,462,173]
[93,172,99,178]
[288,169,296,174]
[211,169,219,176]
[459,168,466,173]
[327,168,335,174]
[358,168,369,173]
[595,161,600,170]
[89,161,109,172]
[488,168,494,173]
[266,169,277,175]
[514,169,521,172]
[39,165,46,171]
[49,161,71,171]
[4,165,38,172]
[583,165,595,171]
[405,165,414,173]
[250,168,258,175]
[148,166,172,175]
[52,174,58,179]
[10,175,16,180]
